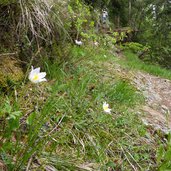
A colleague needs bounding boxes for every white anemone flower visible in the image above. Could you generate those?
[75,40,83,46]
[29,66,47,83]
[103,102,111,114]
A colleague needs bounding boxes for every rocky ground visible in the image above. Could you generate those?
[133,71,171,134]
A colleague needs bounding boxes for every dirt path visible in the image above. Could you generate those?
[132,71,171,134]
[102,61,171,134]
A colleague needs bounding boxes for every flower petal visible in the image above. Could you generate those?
[38,72,46,79]
[106,109,111,114]
[103,102,108,108]
[39,78,47,82]
[29,67,41,82]
[28,72,34,81]
[103,102,106,106]
[31,67,40,75]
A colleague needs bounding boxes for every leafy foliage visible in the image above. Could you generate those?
[134,0,171,68]
[123,42,148,53]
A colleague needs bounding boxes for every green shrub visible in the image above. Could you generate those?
[123,42,150,53]
[68,0,93,39]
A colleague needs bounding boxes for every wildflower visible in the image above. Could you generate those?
[29,66,47,83]
[103,102,111,114]
[75,40,83,46]
[94,41,99,46]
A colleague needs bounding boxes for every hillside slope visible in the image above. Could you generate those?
[1,46,171,170]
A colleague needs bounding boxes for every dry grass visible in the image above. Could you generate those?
[18,0,53,39]
[0,0,69,53]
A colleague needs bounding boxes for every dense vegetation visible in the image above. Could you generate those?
[84,0,171,68]
[0,0,171,170]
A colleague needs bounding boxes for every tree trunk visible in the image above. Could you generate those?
[129,0,132,26]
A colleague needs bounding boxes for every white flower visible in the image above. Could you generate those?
[28,66,47,83]
[103,102,111,114]
[94,41,99,46]
[75,40,83,46]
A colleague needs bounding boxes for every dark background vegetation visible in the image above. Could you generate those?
[0,0,171,68]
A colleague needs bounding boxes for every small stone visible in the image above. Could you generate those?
[161,105,169,111]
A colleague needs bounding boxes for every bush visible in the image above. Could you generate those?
[123,42,149,53]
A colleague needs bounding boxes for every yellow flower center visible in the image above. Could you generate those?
[104,105,108,110]
[33,74,39,81]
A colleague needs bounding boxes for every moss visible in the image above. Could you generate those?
[0,56,24,88]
